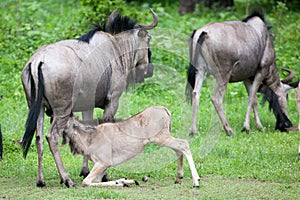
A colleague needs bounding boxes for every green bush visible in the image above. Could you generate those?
[79,0,126,24]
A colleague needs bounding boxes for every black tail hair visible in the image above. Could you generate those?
[185,63,196,104]
[22,62,44,158]
[186,31,207,104]
[260,86,292,131]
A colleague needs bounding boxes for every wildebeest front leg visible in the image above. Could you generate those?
[242,73,264,133]
[103,100,120,122]
[46,117,74,188]
[79,110,93,178]
[211,74,232,135]
[243,80,263,130]
[36,108,46,187]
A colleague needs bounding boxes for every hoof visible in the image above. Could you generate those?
[175,176,183,184]
[61,179,75,188]
[79,170,90,178]
[241,127,250,133]
[193,185,200,188]
[102,174,110,182]
[134,180,140,186]
[189,129,197,137]
[36,181,46,187]
[189,132,196,137]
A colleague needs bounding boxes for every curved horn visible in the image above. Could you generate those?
[138,8,158,30]
[108,8,119,23]
[281,68,295,84]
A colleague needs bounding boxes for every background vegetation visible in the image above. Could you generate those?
[0,0,299,199]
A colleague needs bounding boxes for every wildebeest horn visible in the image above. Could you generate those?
[281,68,295,84]
[108,8,119,23]
[138,8,158,30]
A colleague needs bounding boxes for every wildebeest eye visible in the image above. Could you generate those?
[138,30,147,37]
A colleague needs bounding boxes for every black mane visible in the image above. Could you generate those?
[77,14,137,43]
[260,86,293,131]
[242,8,266,23]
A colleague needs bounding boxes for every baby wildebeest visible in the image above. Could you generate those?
[63,106,200,187]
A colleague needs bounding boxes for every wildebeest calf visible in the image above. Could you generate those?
[63,106,200,187]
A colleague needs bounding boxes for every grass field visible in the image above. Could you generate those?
[0,0,300,199]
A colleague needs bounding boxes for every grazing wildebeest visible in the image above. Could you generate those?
[21,9,158,187]
[186,10,297,136]
[63,106,200,187]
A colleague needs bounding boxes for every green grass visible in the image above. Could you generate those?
[1,0,300,199]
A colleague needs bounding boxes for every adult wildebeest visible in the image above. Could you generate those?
[63,106,200,187]
[21,9,158,187]
[186,10,297,136]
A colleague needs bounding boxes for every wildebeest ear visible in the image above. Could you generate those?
[138,30,147,37]
[282,82,297,92]
[108,8,119,24]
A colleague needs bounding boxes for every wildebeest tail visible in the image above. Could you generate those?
[185,30,197,103]
[22,62,44,158]
[186,31,207,104]
[260,86,292,131]
[185,63,196,103]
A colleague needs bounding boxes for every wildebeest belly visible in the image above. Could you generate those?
[229,60,258,82]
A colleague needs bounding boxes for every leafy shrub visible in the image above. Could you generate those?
[79,0,126,24]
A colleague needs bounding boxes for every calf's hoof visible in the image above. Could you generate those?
[102,174,110,182]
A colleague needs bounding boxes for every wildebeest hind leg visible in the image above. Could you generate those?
[36,108,46,187]
[190,69,205,136]
[46,116,74,188]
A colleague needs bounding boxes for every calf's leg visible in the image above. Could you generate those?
[174,151,184,184]
[82,162,107,186]
[153,135,200,187]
